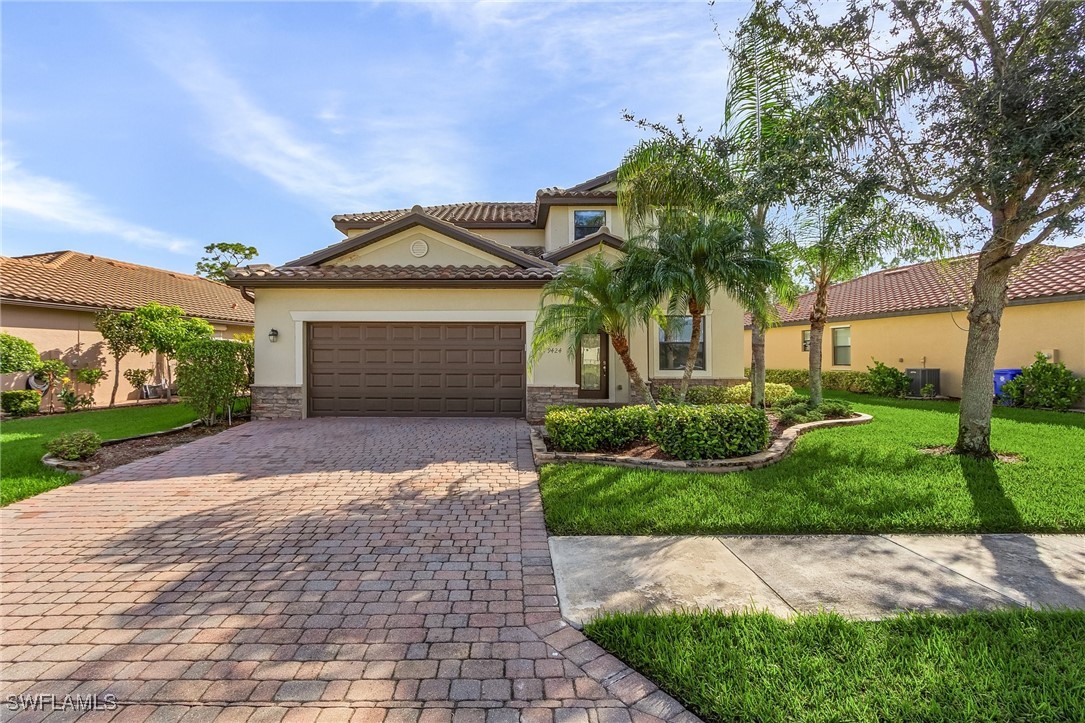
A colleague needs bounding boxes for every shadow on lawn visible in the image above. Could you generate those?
[960,456,1085,608]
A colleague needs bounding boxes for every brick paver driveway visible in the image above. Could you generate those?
[1,418,693,722]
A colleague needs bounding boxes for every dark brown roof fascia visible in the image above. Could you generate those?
[225,277,549,289]
[289,210,552,268]
[566,169,618,192]
[543,232,625,263]
[535,195,618,228]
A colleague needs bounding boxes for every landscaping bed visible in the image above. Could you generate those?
[83,422,245,473]
[585,608,1085,723]
[540,392,1085,535]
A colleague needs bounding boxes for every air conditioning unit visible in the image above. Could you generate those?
[906,368,941,397]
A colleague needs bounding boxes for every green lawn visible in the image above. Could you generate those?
[585,608,1085,723]
[1,404,198,506]
[540,393,1085,534]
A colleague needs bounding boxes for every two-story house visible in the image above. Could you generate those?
[228,171,747,420]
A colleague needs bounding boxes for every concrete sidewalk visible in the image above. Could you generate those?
[549,534,1085,625]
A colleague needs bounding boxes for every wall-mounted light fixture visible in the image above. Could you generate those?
[268,328,279,343]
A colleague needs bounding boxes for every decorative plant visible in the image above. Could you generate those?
[921,383,936,400]
[175,338,250,425]
[37,359,70,413]
[46,429,102,461]
[57,384,93,413]
[0,333,42,374]
[123,368,154,402]
[130,302,214,402]
[1,390,42,417]
[94,309,145,407]
[866,360,911,399]
[1000,353,1085,412]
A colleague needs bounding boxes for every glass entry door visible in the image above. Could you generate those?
[577,332,609,399]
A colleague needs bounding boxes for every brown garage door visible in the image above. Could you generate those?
[307,322,526,417]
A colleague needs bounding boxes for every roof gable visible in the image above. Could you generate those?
[543,229,625,263]
[289,208,553,269]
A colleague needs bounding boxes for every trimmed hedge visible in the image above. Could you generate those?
[775,396,854,426]
[545,403,771,460]
[544,405,654,452]
[1,390,41,417]
[650,404,771,460]
[751,368,872,393]
[656,382,794,406]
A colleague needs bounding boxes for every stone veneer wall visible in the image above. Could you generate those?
[252,385,304,420]
[526,386,580,422]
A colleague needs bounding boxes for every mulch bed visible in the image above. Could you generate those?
[543,412,789,460]
[92,422,246,473]
[919,445,1023,464]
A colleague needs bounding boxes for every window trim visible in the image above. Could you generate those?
[801,329,811,352]
[654,314,709,375]
[831,325,852,367]
[571,209,607,241]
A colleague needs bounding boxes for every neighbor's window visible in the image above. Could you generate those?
[801,330,811,352]
[658,316,706,371]
[832,327,851,366]
[573,210,606,240]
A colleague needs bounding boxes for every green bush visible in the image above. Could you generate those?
[655,385,679,404]
[650,404,771,460]
[755,368,871,393]
[1,390,41,417]
[775,393,812,408]
[777,398,854,427]
[0,333,41,374]
[867,360,911,398]
[176,338,251,425]
[45,429,102,461]
[716,382,795,406]
[657,382,795,407]
[545,405,654,452]
[1000,353,1085,411]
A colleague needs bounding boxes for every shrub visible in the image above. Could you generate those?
[776,398,853,427]
[545,405,653,452]
[867,360,911,398]
[58,386,93,413]
[716,382,795,406]
[655,385,679,404]
[1,390,41,417]
[46,429,102,461]
[0,333,42,374]
[755,368,871,393]
[817,400,853,418]
[1000,352,1085,411]
[123,368,154,392]
[921,383,936,399]
[775,393,812,408]
[176,338,251,425]
[75,367,106,387]
[650,404,771,460]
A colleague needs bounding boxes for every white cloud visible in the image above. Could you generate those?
[1,151,195,253]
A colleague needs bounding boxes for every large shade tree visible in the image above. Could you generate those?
[531,255,662,407]
[763,0,1085,457]
[624,211,784,402]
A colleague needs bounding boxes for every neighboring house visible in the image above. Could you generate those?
[1,251,255,408]
[743,245,1085,399]
[228,171,747,421]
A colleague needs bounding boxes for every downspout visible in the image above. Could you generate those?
[240,286,255,303]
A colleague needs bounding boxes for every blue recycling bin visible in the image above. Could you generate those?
[993,368,1023,403]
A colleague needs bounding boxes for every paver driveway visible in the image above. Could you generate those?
[1,418,693,723]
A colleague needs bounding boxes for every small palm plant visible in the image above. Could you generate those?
[624,211,785,403]
[531,255,661,407]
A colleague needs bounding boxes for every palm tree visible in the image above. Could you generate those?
[531,255,660,408]
[624,211,784,403]
[788,197,945,404]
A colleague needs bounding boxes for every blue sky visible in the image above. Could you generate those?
[3,1,748,273]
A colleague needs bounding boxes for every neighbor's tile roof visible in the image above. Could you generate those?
[228,264,559,283]
[1,251,254,325]
[752,244,1085,326]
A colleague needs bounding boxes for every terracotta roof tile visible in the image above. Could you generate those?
[748,244,1085,326]
[334,202,536,227]
[1,251,254,325]
[228,264,558,283]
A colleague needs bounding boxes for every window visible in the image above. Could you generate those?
[832,327,851,366]
[658,316,706,371]
[801,330,811,352]
[573,210,606,240]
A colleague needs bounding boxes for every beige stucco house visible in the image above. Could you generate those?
[743,245,1085,400]
[228,171,747,421]
[1,251,254,408]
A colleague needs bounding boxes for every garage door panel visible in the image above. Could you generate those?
[308,322,525,417]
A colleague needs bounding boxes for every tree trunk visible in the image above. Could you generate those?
[750,314,767,408]
[808,283,830,405]
[164,355,173,403]
[955,245,1015,458]
[677,304,703,404]
[611,333,656,408]
[109,355,122,408]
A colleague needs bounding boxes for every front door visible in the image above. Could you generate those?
[576,332,609,399]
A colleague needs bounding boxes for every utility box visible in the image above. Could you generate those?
[906,368,941,397]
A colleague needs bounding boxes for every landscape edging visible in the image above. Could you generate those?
[39,421,204,476]
[530,412,874,473]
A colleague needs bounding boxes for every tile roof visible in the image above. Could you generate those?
[1,251,255,325]
[228,264,558,284]
[750,244,1085,326]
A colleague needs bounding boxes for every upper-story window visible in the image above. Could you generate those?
[573,210,606,240]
